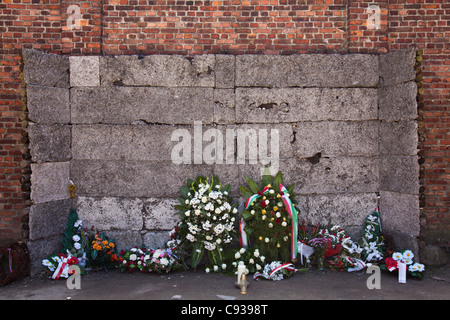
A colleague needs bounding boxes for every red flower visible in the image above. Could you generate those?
[276,218,281,224]
[260,200,266,208]
[385,257,398,271]
[67,256,79,265]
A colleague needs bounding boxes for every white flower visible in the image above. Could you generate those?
[202,196,207,203]
[160,258,169,266]
[256,264,262,270]
[195,209,201,216]
[205,267,210,273]
[276,212,281,218]
[72,235,81,242]
[265,237,270,243]
[251,210,255,215]
[403,250,414,260]
[232,208,238,214]
[403,258,413,265]
[74,220,82,227]
[239,248,246,254]
[392,252,403,261]
[215,208,221,214]
[74,242,81,250]
[265,200,270,205]
[214,265,219,272]
[281,221,287,227]
[222,263,227,270]
[235,252,241,259]
[129,254,137,261]
[268,223,273,228]
[249,258,255,264]
[185,210,190,216]
[415,263,425,272]
[269,189,274,194]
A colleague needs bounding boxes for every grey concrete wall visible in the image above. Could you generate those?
[24,49,419,273]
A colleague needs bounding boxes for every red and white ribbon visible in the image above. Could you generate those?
[52,254,69,280]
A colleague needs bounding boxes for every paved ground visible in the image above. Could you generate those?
[1,263,449,301]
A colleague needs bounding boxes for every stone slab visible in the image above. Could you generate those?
[27,85,70,124]
[379,191,420,237]
[23,49,70,88]
[305,193,379,229]
[30,162,70,204]
[28,124,71,163]
[379,155,420,194]
[71,87,215,125]
[236,54,379,88]
[378,82,418,121]
[70,160,195,198]
[100,55,215,87]
[379,48,416,87]
[215,54,235,89]
[293,121,379,157]
[143,198,180,230]
[28,199,72,241]
[379,120,418,155]
[235,87,378,123]
[70,56,100,87]
[76,196,144,231]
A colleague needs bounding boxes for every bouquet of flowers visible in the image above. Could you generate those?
[42,251,83,280]
[226,247,266,275]
[380,250,425,279]
[319,225,362,258]
[88,231,120,270]
[297,221,321,265]
[253,261,296,281]
[173,175,239,269]
[119,246,185,274]
[239,169,298,262]
[359,209,385,263]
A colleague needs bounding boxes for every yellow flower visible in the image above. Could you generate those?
[259,236,263,241]
[273,206,278,211]
[261,209,266,214]
[277,194,281,198]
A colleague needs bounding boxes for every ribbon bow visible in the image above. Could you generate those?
[253,263,297,280]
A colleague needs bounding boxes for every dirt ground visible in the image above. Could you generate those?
[1,263,449,301]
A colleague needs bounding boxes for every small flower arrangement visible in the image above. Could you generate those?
[173,175,238,269]
[253,261,296,281]
[42,251,83,280]
[118,246,185,274]
[380,250,425,279]
[319,225,362,257]
[227,247,266,275]
[88,231,120,269]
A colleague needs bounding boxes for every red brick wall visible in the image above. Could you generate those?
[1,0,448,246]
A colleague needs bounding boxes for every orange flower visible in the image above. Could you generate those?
[102,240,108,245]
[109,242,115,248]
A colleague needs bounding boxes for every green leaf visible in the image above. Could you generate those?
[241,211,254,221]
[190,243,204,268]
[91,249,98,260]
[239,185,254,199]
[174,204,186,212]
[245,176,260,193]
[273,170,283,191]
[179,186,190,198]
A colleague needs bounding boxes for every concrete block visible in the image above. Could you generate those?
[306,193,379,229]
[143,231,172,249]
[379,191,420,237]
[235,87,378,123]
[28,235,63,276]
[215,54,235,88]
[213,89,236,124]
[379,48,416,87]
[100,55,215,87]
[28,199,72,241]
[106,230,143,252]
[378,82,417,121]
[69,56,100,87]
[71,87,214,125]
[30,162,70,204]
[28,124,71,163]
[76,196,144,231]
[70,160,194,198]
[236,54,379,88]
[27,85,70,124]
[294,121,379,157]
[72,124,190,161]
[22,49,70,88]
[379,120,418,155]
[380,156,420,194]
[143,198,180,230]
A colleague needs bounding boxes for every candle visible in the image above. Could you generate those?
[398,262,406,284]
[237,261,246,284]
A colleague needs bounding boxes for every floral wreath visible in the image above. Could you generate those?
[173,175,239,270]
[239,170,298,263]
